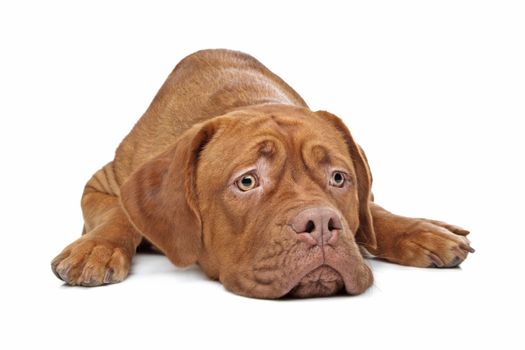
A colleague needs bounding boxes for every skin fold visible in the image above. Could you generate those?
[51,49,474,298]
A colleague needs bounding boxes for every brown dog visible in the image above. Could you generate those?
[51,49,474,298]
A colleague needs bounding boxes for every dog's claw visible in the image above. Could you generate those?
[428,253,444,267]
[104,268,114,284]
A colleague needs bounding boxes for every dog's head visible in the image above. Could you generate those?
[120,105,376,298]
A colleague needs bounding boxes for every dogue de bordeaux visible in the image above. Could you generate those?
[51,49,474,298]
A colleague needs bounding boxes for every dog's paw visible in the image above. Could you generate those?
[390,220,474,268]
[51,238,131,286]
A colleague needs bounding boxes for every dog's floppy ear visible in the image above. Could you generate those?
[315,111,377,250]
[120,118,225,266]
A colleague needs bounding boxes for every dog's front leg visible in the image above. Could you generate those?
[51,163,142,286]
[366,203,474,267]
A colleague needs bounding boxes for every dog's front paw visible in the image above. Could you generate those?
[388,220,474,268]
[51,238,131,286]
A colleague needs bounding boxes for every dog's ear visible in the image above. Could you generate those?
[315,111,377,250]
[120,118,226,266]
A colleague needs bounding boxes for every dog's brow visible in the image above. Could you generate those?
[270,114,301,130]
[303,142,353,173]
[258,140,276,157]
[242,135,281,158]
[226,138,282,180]
[310,144,330,164]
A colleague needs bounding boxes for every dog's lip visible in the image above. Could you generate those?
[285,265,344,298]
[277,259,324,298]
[324,248,373,295]
[298,265,343,284]
[276,252,371,298]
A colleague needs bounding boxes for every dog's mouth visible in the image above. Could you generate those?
[230,229,374,299]
[286,265,345,298]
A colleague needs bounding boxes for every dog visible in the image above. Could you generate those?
[51,49,474,298]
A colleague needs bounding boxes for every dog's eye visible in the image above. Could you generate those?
[330,171,346,188]
[237,174,259,191]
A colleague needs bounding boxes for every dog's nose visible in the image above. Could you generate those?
[290,207,342,246]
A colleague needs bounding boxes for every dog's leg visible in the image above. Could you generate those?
[51,163,142,286]
[366,203,474,267]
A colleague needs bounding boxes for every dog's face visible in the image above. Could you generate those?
[121,106,376,298]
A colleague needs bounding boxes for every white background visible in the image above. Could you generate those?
[1,1,524,349]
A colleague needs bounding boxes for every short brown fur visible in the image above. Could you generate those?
[51,49,473,298]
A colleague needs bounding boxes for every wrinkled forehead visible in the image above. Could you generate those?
[200,112,354,181]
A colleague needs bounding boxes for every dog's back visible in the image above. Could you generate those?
[113,49,307,186]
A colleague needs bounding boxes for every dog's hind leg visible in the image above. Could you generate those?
[51,162,142,286]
